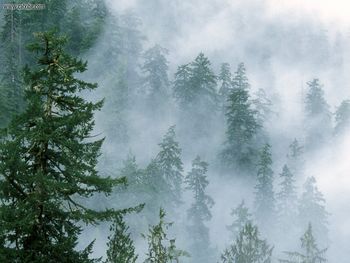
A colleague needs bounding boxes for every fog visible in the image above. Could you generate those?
[80,0,350,262]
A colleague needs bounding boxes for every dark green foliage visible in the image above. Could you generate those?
[279,223,327,263]
[105,215,138,263]
[254,144,275,234]
[218,62,232,105]
[304,79,332,149]
[334,99,350,136]
[173,53,217,106]
[221,63,261,172]
[155,126,184,209]
[227,200,252,240]
[142,44,170,103]
[0,32,129,262]
[186,156,215,263]
[221,223,273,263]
[143,209,189,263]
[298,177,329,247]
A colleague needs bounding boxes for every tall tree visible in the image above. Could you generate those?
[279,223,327,263]
[221,63,261,172]
[142,44,170,105]
[254,144,276,235]
[252,88,273,126]
[304,79,332,150]
[276,165,298,235]
[286,139,304,178]
[155,126,184,210]
[105,215,138,263]
[298,177,329,247]
[0,32,129,262]
[221,223,273,263]
[143,209,188,263]
[186,156,215,263]
[334,99,350,136]
[227,200,252,240]
[218,62,232,106]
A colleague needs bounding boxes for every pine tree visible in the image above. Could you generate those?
[279,223,327,263]
[221,223,273,263]
[304,79,332,150]
[142,44,170,104]
[227,200,252,240]
[276,165,298,234]
[105,215,138,263]
[254,144,276,234]
[218,62,232,105]
[186,156,215,263]
[286,139,304,178]
[298,177,329,247]
[252,88,273,126]
[155,126,184,209]
[334,99,350,136]
[221,63,261,172]
[143,209,188,263]
[0,32,130,262]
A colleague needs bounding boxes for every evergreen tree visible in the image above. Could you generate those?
[298,177,329,247]
[186,156,215,263]
[227,200,252,240]
[155,126,184,209]
[218,62,232,105]
[221,63,261,172]
[173,63,192,106]
[0,32,129,262]
[221,223,273,263]
[143,209,188,263]
[105,215,138,263]
[279,223,327,263]
[142,44,170,104]
[276,165,298,234]
[254,144,276,234]
[252,88,273,126]
[286,139,304,178]
[334,99,350,136]
[304,79,332,150]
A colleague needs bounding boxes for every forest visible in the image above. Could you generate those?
[0,0,349,262]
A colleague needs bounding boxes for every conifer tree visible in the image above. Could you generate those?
[276,165,298,234]
[304,79,332,150]
[218,62,232,105]
[334,99,350,136]
[252,88,273,126]
[155,126,184,209]
[279,223,327,263]
[221,223,273,263]
[227,200,252,240]
[143,209,188,263]
[286,139,304,177]
[298,177,329,247]
[105,215,138,263]
[254,144,276,234]
[221,63,261,172]
[0,32,130,262]
[142,44,170,104]
[186,156,215,263]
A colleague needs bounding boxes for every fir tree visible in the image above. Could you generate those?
[105,215,138,263]
[0,32,130,262]
[227,200,252,240]
[304,79,332,150]
[254,144,276,234]
[142,44,170,103]
[279,223,327,263]
[276,165,298,234]
[221,63,261,172]
[218,62,232,105]
[221,223,273,263]
[252,88,273,126]
[286,139,304,178]
[155,126,184,209]
[298,177,329,247]
[143,209,188,263]
[186,156,215,263]
[334,99,350,136]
